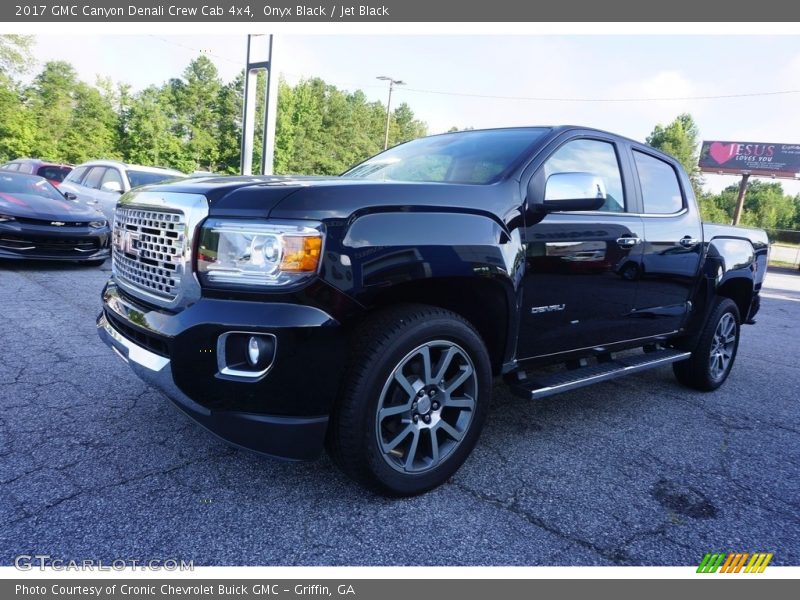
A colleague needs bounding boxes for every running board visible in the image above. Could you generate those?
[510,348,691,400]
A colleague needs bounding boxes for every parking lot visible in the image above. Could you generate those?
[0,261,798,566]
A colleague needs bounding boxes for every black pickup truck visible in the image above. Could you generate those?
[97,126,769,495]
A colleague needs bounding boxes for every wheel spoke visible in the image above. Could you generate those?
[379,402,412,422]
[394,371,418,399]
[432,346,457,384]
[429,429,440,465]
[445,395,475,410]
[445,364,473,393]
[438,420,463,441]
[404,429,421,470]
[383,423,413,453]
[419,345,433,384]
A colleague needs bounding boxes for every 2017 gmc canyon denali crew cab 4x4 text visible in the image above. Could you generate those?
[97,126,768,495]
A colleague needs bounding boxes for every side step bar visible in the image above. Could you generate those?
[510,348,691,400]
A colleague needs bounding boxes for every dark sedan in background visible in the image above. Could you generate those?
[0,172,110,265]
[0,158,73,187]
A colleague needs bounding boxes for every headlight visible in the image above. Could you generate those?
[0,214,15,223]
[89,220,107,228]
[197,219,324,288]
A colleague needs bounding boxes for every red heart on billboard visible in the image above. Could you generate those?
[709,142,736,165]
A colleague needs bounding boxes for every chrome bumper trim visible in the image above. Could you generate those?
[97,312,169,371]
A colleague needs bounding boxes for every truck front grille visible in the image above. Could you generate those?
[112,207,185,301]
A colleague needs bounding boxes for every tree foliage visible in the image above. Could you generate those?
[646,113,703,196]
[0,54,426,178]
[2,54,798,231]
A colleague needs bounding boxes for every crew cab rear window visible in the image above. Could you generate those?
[633,151,684,214]
[543,139,625,212]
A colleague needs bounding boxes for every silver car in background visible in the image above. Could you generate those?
[59,161,185,222]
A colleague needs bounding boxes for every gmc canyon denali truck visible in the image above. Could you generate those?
[97,126,769,495]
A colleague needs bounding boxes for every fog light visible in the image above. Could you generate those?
[216,332,277,381]
[247,336,261,366]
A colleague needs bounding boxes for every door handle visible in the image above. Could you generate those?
[616,236,640,248]
[679,236,700,248]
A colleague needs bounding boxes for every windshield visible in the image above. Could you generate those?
[127,170,183,189]
[0,173,65,201]
[342,128,549,184]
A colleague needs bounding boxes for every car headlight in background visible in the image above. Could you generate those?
[197,219,324,288]
[89,220,107,228]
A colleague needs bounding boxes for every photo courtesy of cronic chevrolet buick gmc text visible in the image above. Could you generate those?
[96,127,769,496]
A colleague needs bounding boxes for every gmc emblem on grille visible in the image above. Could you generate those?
[121,230,140,255]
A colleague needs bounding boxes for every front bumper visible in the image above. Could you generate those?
[96,283,347,460]
[0,222,110,261]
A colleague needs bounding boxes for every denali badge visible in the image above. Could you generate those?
[531,304,566,314]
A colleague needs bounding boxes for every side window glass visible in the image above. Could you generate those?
[633,151,684,214]
[66,166,87,183]
[100,168,124,188]
[18,163,34,174]
[83,167,106,190]
[543,139,626,212]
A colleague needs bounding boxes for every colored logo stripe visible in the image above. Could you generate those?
[697,552,772,573]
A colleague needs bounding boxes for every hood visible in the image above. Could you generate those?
[0,192,105,222]
[137,175,514,222]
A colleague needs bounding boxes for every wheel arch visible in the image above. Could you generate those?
[363,277,514,375]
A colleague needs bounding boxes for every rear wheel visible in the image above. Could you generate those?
[327,304,492,496]
[673,297,740,391]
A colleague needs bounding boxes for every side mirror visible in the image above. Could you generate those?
[541,172,607,212]
[101,181,123,194]
[63,192,77,201]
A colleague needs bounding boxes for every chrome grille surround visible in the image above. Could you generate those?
[111,191,208,310]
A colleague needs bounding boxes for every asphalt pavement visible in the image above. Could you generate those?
[1,261,798,566]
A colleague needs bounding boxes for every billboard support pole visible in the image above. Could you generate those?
[732,173,750,226]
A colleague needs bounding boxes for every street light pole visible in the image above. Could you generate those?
[377,76,405,150]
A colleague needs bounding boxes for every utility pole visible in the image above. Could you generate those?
[241,34,278,176]
[377,76,405,150]
[732,173,750,226]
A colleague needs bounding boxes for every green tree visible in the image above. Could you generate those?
[170,56,223,171]
[646,113,703,196]
[0,35,33,76]
[121,86,185,169]
[27,61,80,160]
[702,180,800,229]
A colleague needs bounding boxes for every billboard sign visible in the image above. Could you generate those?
[699,141,800,177]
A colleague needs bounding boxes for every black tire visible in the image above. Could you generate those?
[673,297,740,391]
[84,259,106,267]
[327,304,492,496]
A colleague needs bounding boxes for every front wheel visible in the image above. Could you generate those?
[673,297,740,391]
[327,304,492,496]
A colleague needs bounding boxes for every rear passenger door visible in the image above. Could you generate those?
[630,147,703,337]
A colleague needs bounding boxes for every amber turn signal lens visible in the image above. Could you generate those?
[280,235,322,272]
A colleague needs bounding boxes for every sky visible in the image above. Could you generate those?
[30,34,800,195]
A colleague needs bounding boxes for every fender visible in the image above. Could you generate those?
[325,209,524,369]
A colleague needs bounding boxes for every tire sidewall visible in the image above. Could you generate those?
[355,314,492,495]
